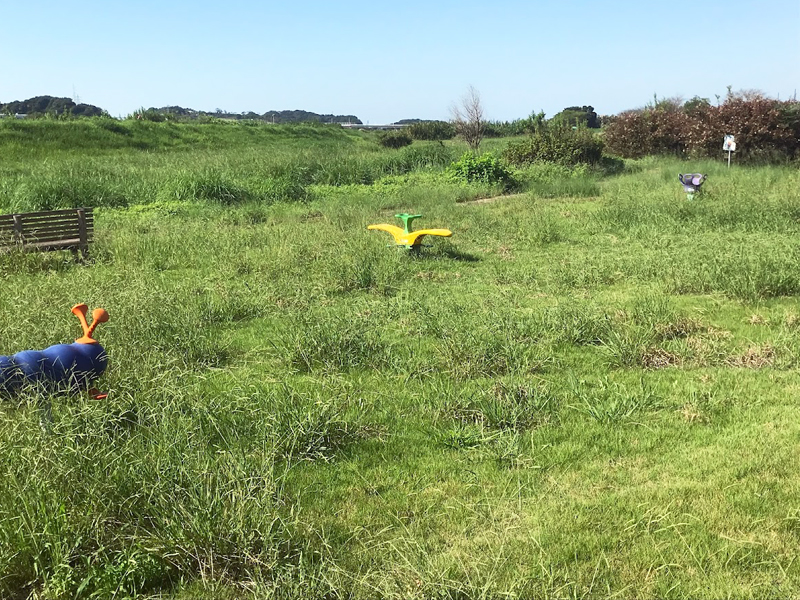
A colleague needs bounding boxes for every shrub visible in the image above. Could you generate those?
[602,100,690,159]
[447,152,516,188]
[503,126,604,166]
[130,108,167,122]
[604,93,800,162]
[602,111,654,159]
[378,130,413,149]
[686,94,799,162]
[407,120,455,141]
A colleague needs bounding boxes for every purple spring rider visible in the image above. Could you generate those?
[678,173,706,200]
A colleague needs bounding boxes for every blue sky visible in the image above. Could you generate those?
[1,0,797,122]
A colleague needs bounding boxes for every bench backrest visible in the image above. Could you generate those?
[0,208,94,255]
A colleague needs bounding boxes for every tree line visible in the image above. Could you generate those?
[135,106,362,124]
[0,96,105,117]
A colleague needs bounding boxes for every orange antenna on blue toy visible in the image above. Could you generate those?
[71,303,109,344]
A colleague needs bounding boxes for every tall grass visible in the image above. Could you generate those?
[2,133,800,598]
[0,121,457,211]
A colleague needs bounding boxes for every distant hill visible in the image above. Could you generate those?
[148,106,362,124]
[1,96,106,117]
[0,97,361,124]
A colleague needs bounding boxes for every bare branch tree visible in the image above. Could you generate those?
[451,86,485,152]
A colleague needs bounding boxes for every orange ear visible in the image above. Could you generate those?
[72,304,109,344]
[71,304,90,335]
[86,308,109,340]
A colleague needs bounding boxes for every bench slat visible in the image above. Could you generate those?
[1,208,92,219]
[16,225,93,237]
[0,239,83,252]
[0,210,92,219]
[17,218,92,228]
[16,211,93,220]
[15,217,93,228]
[2,208,93,219]
[2,216,93,226]
[0,229,93,240]
[22,239,83,251]
[15,235,93,245]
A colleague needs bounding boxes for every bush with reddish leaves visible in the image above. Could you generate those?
[604,93,800,162]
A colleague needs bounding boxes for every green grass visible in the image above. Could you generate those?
[0,120,458,212]
[2,122,800,598]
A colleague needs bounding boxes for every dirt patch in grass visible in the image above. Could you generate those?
[726,344,776,369]
[655,317,704,341]
[640,346,681,369]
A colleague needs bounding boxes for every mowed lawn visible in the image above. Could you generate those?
[2,125,800,598]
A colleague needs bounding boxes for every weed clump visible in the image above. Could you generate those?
[571,377,660,424]
[447,152,516,189]
[443,381,560,432]
[283,312,392,372]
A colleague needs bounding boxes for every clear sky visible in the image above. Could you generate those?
[1,0,797,123]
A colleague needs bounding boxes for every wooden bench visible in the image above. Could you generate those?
[0,207,94,259]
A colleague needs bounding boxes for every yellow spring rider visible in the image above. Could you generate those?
[368,213,452,250]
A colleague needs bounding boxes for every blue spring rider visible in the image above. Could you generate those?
[0,304,109,398]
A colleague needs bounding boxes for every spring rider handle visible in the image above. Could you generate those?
[367,213,452,250]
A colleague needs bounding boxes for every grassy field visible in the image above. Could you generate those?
[2,120,800,598]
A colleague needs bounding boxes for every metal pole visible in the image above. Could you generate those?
[727,150,731,168]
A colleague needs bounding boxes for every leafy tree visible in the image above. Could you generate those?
[72,103,105,117]
[550,106,600,129]
[683,96,711,116]
[0,96,105,117]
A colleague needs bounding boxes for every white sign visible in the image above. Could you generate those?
[723,135,736,152]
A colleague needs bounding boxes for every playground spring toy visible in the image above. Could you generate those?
[679,173,706,200]
[0,304,109,398]
[368,213,452,249]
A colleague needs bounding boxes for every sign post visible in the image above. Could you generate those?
[723,135,736,167]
